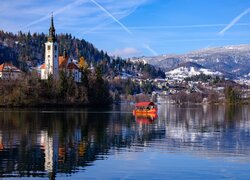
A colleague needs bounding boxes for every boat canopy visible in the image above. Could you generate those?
[135,102,156,107]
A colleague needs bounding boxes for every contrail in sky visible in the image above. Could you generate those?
[19,0,87,30]
[107,23,250,30]
[18,0,157,56]
[219,8,250,35]
[143,44,158,56]
[89,0,132,35]
[80,4,139,35]
[89,0,158,56]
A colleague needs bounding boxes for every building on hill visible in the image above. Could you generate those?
[0,63,23,80]
[59,49,81,82]
[40,15,81,82]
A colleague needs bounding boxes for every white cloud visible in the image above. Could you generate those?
[111,48,141,57]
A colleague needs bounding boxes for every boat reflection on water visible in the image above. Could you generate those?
[134,114,158,124]
[132,102,158,124]
[133,102,158,114]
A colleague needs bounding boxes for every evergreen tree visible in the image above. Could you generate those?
[81,67,90,89]
[88,66,112,106]
[58,70,68,99]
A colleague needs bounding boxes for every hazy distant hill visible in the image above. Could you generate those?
[133,44,250,78]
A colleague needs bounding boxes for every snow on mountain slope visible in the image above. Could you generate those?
[166,62,222,80]
[135,44,250,78]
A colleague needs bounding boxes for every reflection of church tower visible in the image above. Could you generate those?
[41,14,59,80]
[40,130,58,178]
[0,131,3,150]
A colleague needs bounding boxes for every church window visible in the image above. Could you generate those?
[55,45,57,51]
[48,45,51,50]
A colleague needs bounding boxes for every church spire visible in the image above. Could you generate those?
[48,13,56,42]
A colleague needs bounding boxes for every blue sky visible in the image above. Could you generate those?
[1,0,250,57]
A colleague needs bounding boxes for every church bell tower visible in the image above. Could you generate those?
[43,14,59,79]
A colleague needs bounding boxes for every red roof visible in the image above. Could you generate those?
[135,102,156,107]
[0,64,4,71]
[67,62,79,70]
[40,63,46,69]
[0,63,22,72]
[59,56,68,68]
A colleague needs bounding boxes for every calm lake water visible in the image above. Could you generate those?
[1,104,250,179]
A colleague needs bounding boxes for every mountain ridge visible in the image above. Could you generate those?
[133,44,250,78]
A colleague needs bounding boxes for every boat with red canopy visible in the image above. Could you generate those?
[133,102,158,114]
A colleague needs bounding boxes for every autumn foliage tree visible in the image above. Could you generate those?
[79,56,88,70]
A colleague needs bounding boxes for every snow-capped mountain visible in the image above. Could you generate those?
[135,44,250,79]
[166,62,222,80]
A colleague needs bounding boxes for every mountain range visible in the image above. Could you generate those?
[132,44,250,79]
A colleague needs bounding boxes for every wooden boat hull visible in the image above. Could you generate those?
[133,108,158,115]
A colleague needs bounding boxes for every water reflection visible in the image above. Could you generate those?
[0,104,250,178]
[134,114,158,124]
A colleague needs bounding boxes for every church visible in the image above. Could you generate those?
[40,15,81,82]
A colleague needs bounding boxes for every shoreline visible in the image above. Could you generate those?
[0,102,113,108]
[0,100,248,108]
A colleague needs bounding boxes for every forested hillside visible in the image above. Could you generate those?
[0,30,109,69]
[0,30,164,79]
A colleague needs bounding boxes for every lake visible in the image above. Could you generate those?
[1,104,250,179]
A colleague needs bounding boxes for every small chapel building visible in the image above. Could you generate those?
[41,15,81,82]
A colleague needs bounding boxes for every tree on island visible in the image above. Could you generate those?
[0,66,113,107]
[88,66,113,106]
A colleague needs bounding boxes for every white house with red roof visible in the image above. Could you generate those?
[0,63,23,80]
[40,15,81,82]
[58,49,81,82]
